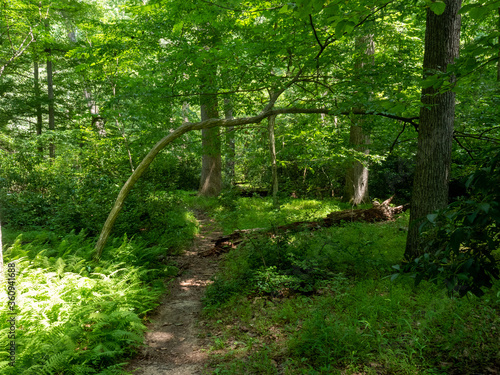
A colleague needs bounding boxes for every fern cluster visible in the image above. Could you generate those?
[0,231,170,374]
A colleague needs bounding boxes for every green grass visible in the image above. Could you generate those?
[184,192,364,234]
[199,197,500,374]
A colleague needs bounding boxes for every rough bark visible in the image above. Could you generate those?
[268,114,279,208]
[344,124,371,205]
[497,8,500,82]
[199,90,222,197]
[47,58,55,159]
[404,0,462,260]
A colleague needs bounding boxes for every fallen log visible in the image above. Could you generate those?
[200,197,408,257]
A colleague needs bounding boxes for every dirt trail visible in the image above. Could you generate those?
[125,210,221,375]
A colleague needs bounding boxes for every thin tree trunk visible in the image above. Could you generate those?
[47,58,55,159]
[34,60,43,154]
[224,97,235,186]
[268,114,279,208]
[113,84,134,172]
[405,0,462,260]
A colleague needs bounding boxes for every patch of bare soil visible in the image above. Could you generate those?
[125,210,222,375]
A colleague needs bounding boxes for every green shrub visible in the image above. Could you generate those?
[404,146,500,297]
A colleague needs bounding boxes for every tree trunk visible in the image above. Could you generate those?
[47,58,55,159]
[268,114,279,208]
[224,97,236,186]
[497,8,500,82]
[404,0,462,260]
[344,124,370,205]
[198,71,222,197]
[34,60,43,154]
[343,34,374,205]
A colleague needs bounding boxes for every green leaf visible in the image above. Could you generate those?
[172,21,184,34]
[343,21,355,35]
[279,4,289,13]
[335,20,346,36]
[427,213,438,223]
[429,1,446,15]
[478,202,490,213]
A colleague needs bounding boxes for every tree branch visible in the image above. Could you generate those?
[309,14,324,52]
[389,121,407,153]
[93,102,419,258]
[0,26,36,77]
[453,134,475,159]
[317,1,394,60]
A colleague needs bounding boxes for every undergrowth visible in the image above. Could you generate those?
[184,192,363,235]
[0,193,198,374]
[200,199,500,374]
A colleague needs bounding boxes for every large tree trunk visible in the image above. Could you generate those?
[47,58,55,159]
[34,60,43,154]
[344,124,371,205]
[343,34,374,205]
[268,114,279,208]
[198,70,222,197]
[404,0,462,260]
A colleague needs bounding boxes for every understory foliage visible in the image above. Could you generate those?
[403,146,500,297]
[0,147,199,245]
[200,201,500,374]
[0,206,197,374]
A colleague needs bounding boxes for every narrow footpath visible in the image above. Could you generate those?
[125,210,222,375]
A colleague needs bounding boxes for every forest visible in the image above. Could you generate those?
[0,0,500,373]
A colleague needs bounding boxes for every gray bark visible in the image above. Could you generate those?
[198,71,222,197]
[344,124,370,205]
[47,58,55,159]
[498,8,500,82]
[268,114,279,208]
[34,60,43,154]
[224,97,236,185]
[405,0,462,260]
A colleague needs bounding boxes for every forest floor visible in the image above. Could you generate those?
[125,210,222,375]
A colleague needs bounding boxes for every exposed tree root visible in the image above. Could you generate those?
[200,197,408,257]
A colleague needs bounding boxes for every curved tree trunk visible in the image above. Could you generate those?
[404,0,462,260]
